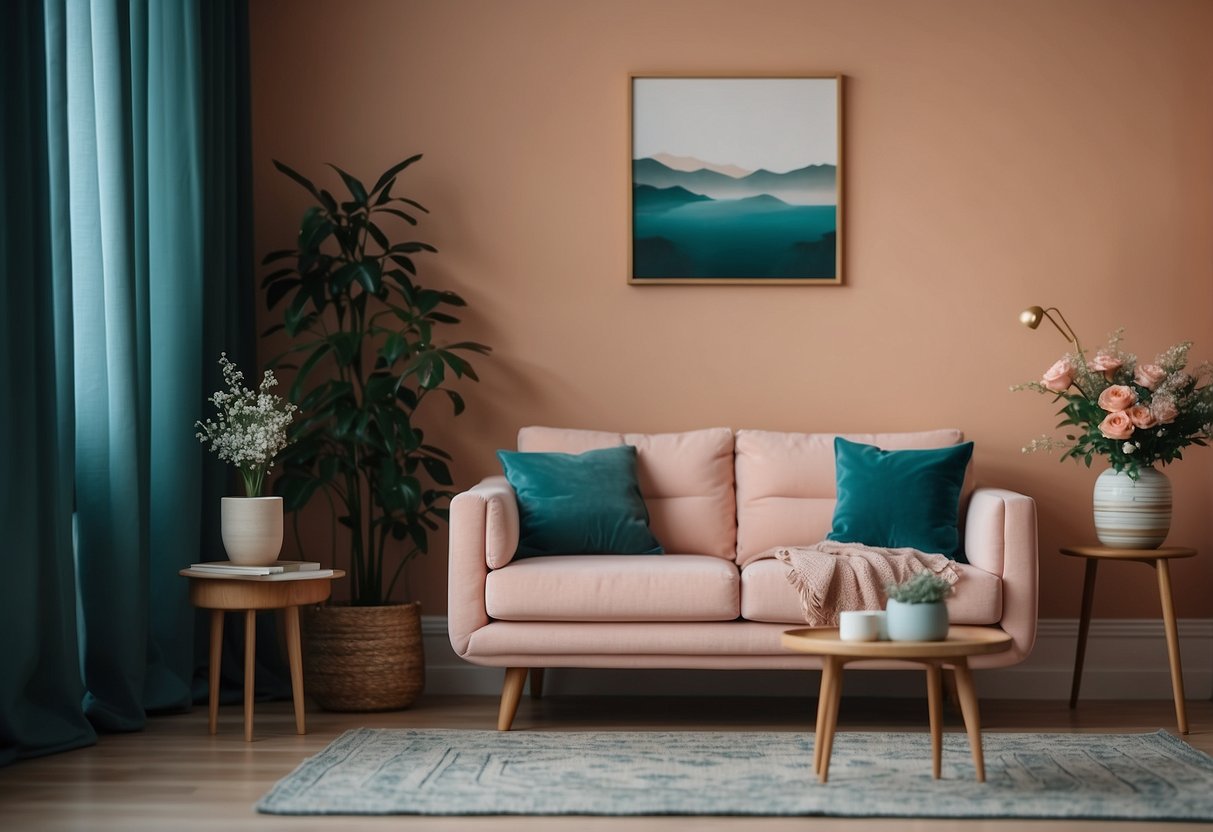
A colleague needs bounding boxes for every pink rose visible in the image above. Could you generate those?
[1152,398,1179,424]
[1134,363,1167,390]
[1041,358,1074,393]
[1088,351,1123,380]
[1099,411,1135,440]
[1126,405,1157,429]
[1097,384,1137,412]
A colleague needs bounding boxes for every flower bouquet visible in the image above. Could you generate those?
[1016,330,1213,480]
[195,353,298,496]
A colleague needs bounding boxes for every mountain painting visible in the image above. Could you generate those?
[629,76,842,284]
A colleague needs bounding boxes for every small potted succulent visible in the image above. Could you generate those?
[884,572,954,642]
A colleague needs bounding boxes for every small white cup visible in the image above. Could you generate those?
[839,610,882,642]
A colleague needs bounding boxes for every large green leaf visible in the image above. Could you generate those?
[408,351,445,389]
[326,331,361,367]
[273,159,324,202]
[260,266,296,290]
[421,456,453,485]
[327,163,368,206]
[439,350,478,381]
[370,154,423,196]
[289,341,333,401]
[299,206,334,251]
[266,278,301,310]
[378,207,418,226]
[389,241,438,255]
[443,389,465,415]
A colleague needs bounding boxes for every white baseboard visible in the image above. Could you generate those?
[421,616,1213,700]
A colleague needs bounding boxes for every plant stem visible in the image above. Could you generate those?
[241,467,264,497]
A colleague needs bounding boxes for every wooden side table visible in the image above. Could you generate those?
[781,626,1012,783]
[179,569,345,741]
[1061,545,1194,735]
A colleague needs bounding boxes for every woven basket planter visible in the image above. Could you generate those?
[301,601,425,711]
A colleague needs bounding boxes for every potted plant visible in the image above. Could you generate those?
[262,156,490,710]
[885,572,953,642]
[195,354,297,565]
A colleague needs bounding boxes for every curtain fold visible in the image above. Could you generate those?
[0,0,97,766]
[1,0,269,763]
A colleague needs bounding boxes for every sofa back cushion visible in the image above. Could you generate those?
[517,426,737,559]
[734,429,970,567]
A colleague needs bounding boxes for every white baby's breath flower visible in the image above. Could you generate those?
[196,354,298,496]
[1122,442,1136,454]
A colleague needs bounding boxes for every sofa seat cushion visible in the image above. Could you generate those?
[517,427,736,560]
[485,554,740,622]
[738,557,1001,625]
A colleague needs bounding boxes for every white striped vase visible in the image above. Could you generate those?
[1092,467,1171,549]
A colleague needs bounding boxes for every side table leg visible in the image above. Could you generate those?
[926,662,943,780]
[244,610,256,742]
[208,610,223,735]
[952,658,985,783]
[1156,559,1189,735]
[285,605,306,735]
[819,657,845,784]
[1070,558,1098,708]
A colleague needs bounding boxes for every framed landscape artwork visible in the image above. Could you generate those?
[629,75,843,285]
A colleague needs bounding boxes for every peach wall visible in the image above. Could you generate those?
[249,0,1213,619]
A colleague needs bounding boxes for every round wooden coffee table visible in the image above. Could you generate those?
[781,625,1012,783]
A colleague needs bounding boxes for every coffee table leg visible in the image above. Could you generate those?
[244,610,256,742]
[813,658,836,775]
[952,657,985,782]
[819,657,845,784]
[285,605,306,735]
[208,610,223,735]
[1070,558,1098,708]
[1156,559,1189,735]
[926,662,943,779]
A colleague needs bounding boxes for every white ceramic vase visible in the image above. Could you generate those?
[220,496,284,565]
[886,599,949,642]
[1092,467,1171,549]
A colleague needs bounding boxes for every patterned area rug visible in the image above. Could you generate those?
[257,728,1213,819]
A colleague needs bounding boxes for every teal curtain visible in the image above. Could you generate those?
[0,0,262,763]
[0,0,96,764]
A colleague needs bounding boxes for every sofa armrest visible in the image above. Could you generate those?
[964,487,1039,662]
[448,476,519,656]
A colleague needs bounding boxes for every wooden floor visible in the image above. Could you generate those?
[1,693,1211,831]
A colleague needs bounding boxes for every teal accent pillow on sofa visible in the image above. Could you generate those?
[825,437,973,561]
[497,445,664,557]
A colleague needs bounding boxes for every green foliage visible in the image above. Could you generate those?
[264,157,490,605]
[885,572,953,604]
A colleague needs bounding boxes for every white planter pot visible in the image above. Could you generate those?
[220,496,284,566]
[886,598,949,642]
[1093,467,1171,549]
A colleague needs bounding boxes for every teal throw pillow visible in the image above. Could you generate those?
[497,445,664,558]
[826,437,973,561]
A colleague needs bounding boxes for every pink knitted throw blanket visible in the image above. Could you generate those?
[772,541,960,626]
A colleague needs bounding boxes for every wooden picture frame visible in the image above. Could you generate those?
[629,74,843,285]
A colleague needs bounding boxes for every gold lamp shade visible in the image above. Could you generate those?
[1018,305,1081,352]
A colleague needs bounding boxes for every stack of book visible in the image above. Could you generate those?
[186,561,334,580]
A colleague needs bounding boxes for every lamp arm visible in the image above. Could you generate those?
[1042,307,1082,355]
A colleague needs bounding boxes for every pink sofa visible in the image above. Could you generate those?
[448,427,1038,730]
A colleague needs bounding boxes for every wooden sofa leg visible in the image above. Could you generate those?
[498,667,529,731]
[530,668,545,699]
